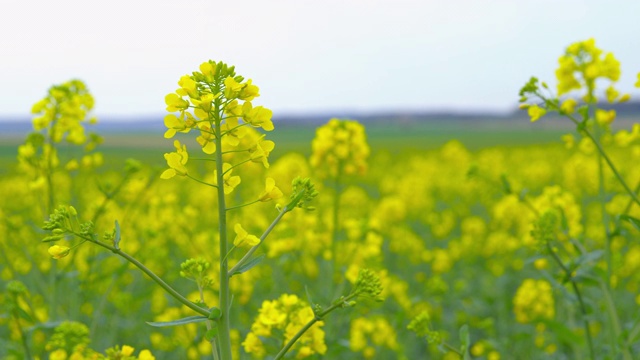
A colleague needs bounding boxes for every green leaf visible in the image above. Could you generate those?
[146,315,208,327]
[42,235,64,243]
[621,215,640,231]
[113,220,121,249]
[229,254,265,277]
[500,174,512,194]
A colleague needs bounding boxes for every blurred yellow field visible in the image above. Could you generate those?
[2,40,640,360]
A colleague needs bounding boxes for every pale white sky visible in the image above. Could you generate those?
[1,0,639,118]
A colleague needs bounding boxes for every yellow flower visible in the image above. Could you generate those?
[605,85,620,103]
[560,98,577,114]
[160,140,189,179]
[595,109,616,126]
[199,61,216,82]
[636,72,640,88]
[196,124,216,154]
[213,163,241,194]
[241,332,266,357]
[163,114,192,138]
[234,224,260,247]
[259,178,283,202]
[242,101,274,131]
[249,137,275,168]
[48,245,71,259]
[165,93,189,112]
[527,105,546,122]
[239,79,260,101]
[177,75,198,98]
[49,349,68,360]
[121,345,135,356]
[138,349,155,360]
[513,279,555,323]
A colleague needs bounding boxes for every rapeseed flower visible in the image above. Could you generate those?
[233,224,260,247]
[258,178,283,202]
[160,140,189,179]
[48,245,70,259]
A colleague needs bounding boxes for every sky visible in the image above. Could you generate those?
[1,0,639,119]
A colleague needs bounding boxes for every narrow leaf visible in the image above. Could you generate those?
[113,220,121,249]
[229,254,265,277]
[146,315,208,327]
[621,215,640,231]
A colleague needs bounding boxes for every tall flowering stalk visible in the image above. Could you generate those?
[519,39,639,360]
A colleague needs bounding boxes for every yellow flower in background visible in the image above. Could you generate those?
[595,109,616,126]
[121,345,135,356]
[48,245,70,259]
[527,105,546,122]
[560,98,577,114]
[605,85,620,103]
[234,224,260,247]
[259,178,283,202]
[310,118,369,179]
[138,349,156,360]
[556,39,621,98]
[635,72,640,88]
[513,279,555,323]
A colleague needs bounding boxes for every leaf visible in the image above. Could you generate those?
[229,254,265,277]
[113,220,121,250]
[620,215,640,231]
[146,315,208,327]
[574,250,604,266]
[500,174,512,194]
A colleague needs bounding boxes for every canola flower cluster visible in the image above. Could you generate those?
[242,294,326,358]
[310,118,370,179]
[512,279,555,324]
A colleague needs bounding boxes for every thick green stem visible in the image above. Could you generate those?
[273,294,356,360]
[213,96,233,360]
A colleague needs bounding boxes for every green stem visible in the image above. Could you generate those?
[187,174,218,188]
[214,94,233,360]
[228,208,287,276]
[546,242,595,360]
[198,283,220,360]
[560,111,640,208]
[226,199,260,211]
[82,235,208,317]
[273,294,356,360]
[599,282,632,360]
[441,341,463,356]
[11,304,32,360]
